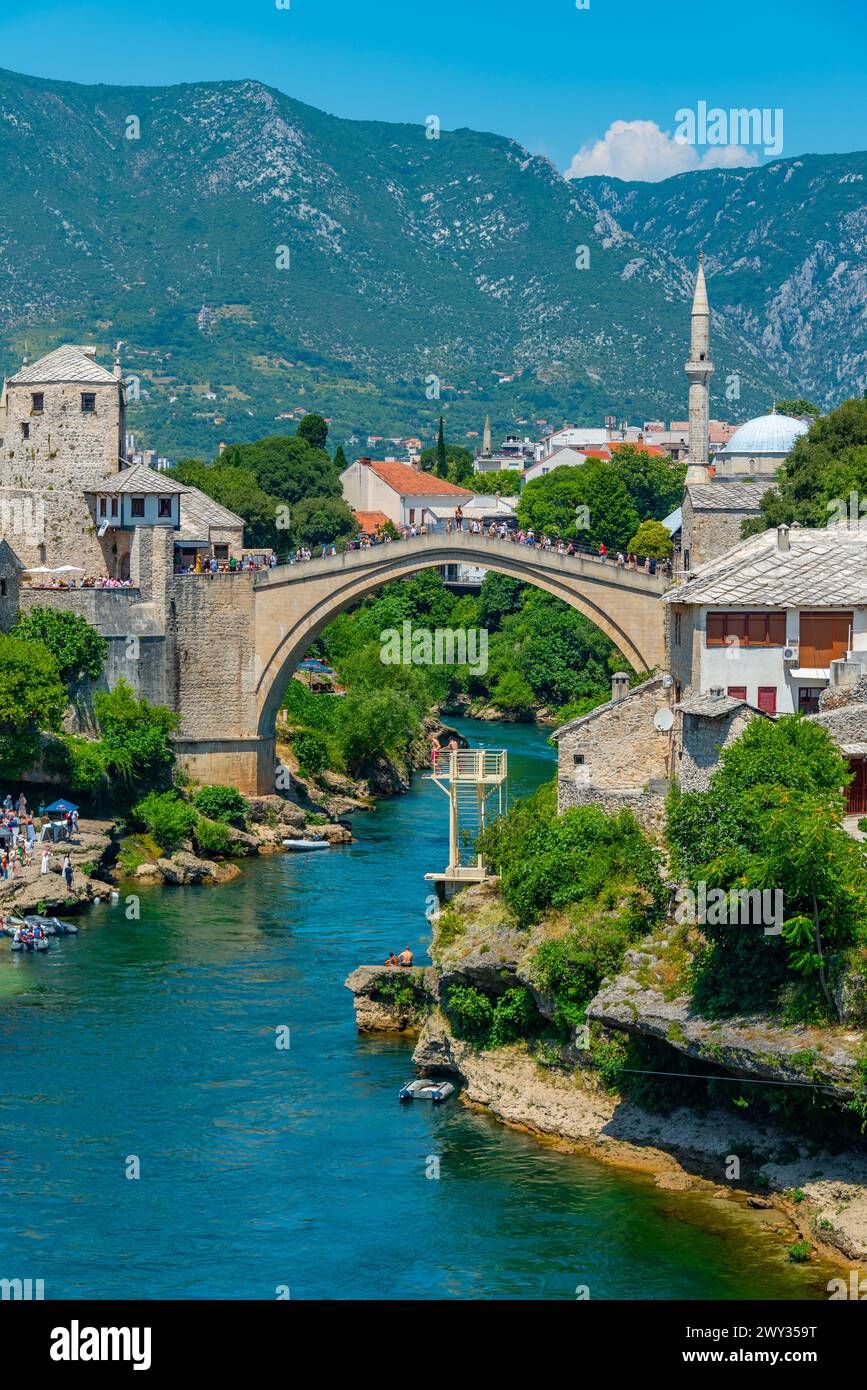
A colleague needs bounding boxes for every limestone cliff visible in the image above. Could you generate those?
[346,878,867,1265]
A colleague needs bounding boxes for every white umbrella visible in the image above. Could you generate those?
[23,566,53,573]
[53,566,85,573]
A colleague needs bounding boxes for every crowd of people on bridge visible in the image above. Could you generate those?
[169,512,672,574]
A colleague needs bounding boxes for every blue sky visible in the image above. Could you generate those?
[2,0,866,176]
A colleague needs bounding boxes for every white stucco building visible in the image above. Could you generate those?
[340,457,473,528]
[667,522,867,717]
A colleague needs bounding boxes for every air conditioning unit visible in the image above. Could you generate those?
[782,646,798,662]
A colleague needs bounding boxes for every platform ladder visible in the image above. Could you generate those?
[424,747,508,887]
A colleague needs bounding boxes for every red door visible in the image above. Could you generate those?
[727,686,747,701]
[757,687,777,715]
[847,758,867,815]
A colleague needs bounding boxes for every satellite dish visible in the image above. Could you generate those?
[654,708,674,732]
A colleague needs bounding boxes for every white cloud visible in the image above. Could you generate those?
[565,119,760,183]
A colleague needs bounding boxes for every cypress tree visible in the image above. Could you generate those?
[435,416,447,478]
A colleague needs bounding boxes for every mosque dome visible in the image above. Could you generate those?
[716,413,809,460]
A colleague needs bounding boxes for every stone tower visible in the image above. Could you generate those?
[684,254,713,485]
[482,414,492,455]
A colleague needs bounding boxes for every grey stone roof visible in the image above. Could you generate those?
[7,345,117,387]
[178,484,245,536]
[686,480,773,512]
[666,525,867,608]
[552,675,665,740]
[675,693,758,719]
[90,464,187,495]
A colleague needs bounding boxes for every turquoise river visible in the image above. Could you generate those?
[0,718,832,1299]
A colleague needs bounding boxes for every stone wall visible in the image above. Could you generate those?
[170,571,269,792]
[0,540,20,631]
[0,485,115,574]
[674,706,758,792]
[554,676,671,813]
[667,601,702,695]
[1,377,124,488]
[681,493,758,569]
[555,783,668,836]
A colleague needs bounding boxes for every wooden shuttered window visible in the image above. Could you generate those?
[798,612,853,669]
[706,611,786,647]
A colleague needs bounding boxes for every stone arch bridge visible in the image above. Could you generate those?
[171,533,668,793]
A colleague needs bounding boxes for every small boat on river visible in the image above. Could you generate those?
[399,1078,455,1103]
[10,930,50,952]
[282,838,329,852]
[4,915,78,937]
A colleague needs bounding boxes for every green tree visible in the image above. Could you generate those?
[775,399,820,418]
[192,784,249,826]
[517,461,639,550]
[610,446,686,520]
[421,433,474,484]
[170,459,281,548]
[434,416,447,478]
[221,435,340,507]
[132,790,198,855]
[0,634,67,776]
[627,519,673,559]
[333,444,349,471]
[491,669,535,719]
[667,716,864,1018]
[296,413,329,450]
[290,496,358,547]
[92,680,179,791]
[484,468,522,496]
[478,572,526,630]
[337,687,421,771]
[11,607,108,686]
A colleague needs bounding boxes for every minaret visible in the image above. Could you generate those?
[684,254,714,485]
[483,414,492,455]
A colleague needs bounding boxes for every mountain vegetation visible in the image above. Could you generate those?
[1,68,860,464]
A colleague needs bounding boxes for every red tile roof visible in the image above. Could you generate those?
[582,447,612,460]
[609,441,667,457]
[361,459,472,498]
[353,510,391,533]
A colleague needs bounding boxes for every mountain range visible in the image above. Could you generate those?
[0,66,864,460]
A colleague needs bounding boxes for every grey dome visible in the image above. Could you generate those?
[716,413,809,459]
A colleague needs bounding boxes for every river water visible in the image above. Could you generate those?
[0,718,830,1299]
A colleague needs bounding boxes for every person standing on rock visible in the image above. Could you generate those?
[40,847,51,875]
[62,854,73,891]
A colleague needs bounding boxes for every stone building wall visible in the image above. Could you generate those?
[667,601,703,695]
[554,676,671,814]
[0,540,20,631]
[681,494,761,569]
[555,783,668,837]
[674,706,758,792]
[1,377,124,489]
[0,485,116,573]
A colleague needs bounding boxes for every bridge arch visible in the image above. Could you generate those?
[253,534,668,742]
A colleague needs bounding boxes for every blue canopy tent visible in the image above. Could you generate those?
[45,799,79,816]
[296,659,334,675]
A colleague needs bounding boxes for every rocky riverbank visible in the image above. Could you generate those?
[126,795,352,888]
[280,712,467,820]
[345,879,867,1268]
[0,818,119,915]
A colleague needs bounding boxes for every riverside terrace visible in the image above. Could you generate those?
[3,527,669,795]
